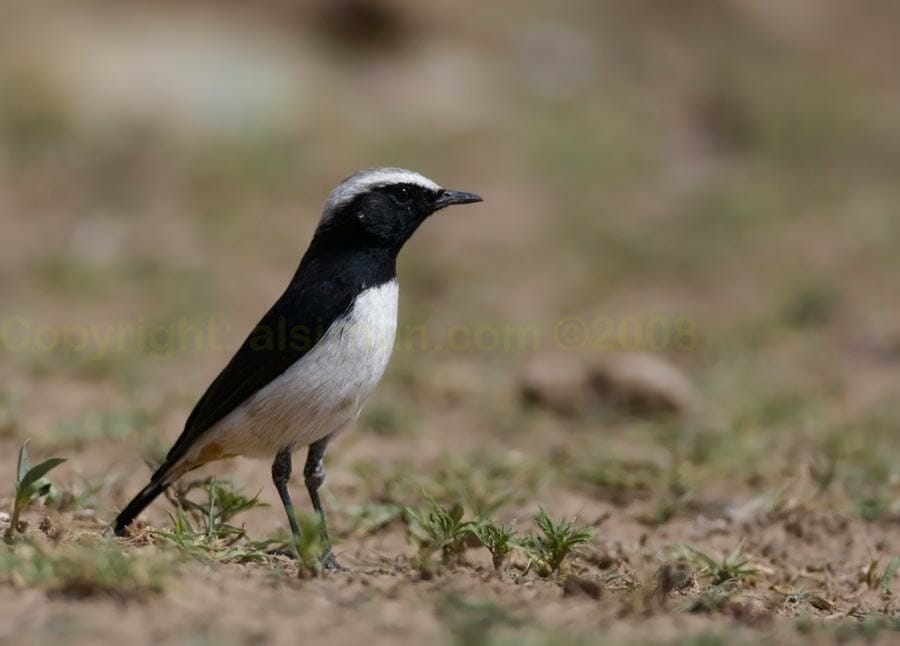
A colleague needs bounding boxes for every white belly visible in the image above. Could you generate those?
[191,280,399,460]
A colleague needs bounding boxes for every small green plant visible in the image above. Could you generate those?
[289,511,325,579]
[5,441,66,543]
[672,542,760,585]
[151,476,276,565]
[471,520,517,572]
[521,508,593,575]
[168,476,268,533]
[406,495,475,566]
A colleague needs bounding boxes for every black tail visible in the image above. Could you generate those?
[113,476,169,536]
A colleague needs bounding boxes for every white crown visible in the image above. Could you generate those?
[322,167,441,217]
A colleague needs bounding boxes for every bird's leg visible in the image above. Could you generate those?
[304,437,342,570]
[271,449,303,558]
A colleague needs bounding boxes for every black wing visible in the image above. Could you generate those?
[158,270,357,477]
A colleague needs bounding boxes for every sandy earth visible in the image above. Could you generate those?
[2,1,900,644]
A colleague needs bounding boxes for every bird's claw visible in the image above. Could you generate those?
[319,549,346,571]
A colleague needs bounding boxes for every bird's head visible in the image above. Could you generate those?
[313,167,481,252]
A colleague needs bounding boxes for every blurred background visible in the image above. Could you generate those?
[2,0,900,554]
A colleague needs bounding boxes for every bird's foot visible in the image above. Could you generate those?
[319,549,346,572]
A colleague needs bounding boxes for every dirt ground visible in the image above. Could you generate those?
[2,1,900,644]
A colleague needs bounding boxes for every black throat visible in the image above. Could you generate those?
[293,230,398,296]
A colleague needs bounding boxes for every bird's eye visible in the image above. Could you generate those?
[394,187,411,203]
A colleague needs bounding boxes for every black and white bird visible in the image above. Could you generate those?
[113,167,481,567]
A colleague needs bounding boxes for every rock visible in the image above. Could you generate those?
[74,509,97,522]
[589,352,697,417]
[519,355,589,415]
[520,352,698,418]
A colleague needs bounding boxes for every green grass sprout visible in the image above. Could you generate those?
[471,520,517,572]
[521,508,593,575]
[406,495,476,567]
[672,542,761,585]
[149,476,275,565]
[5,441,66,543]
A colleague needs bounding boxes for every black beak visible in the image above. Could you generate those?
[434,189,483,211]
